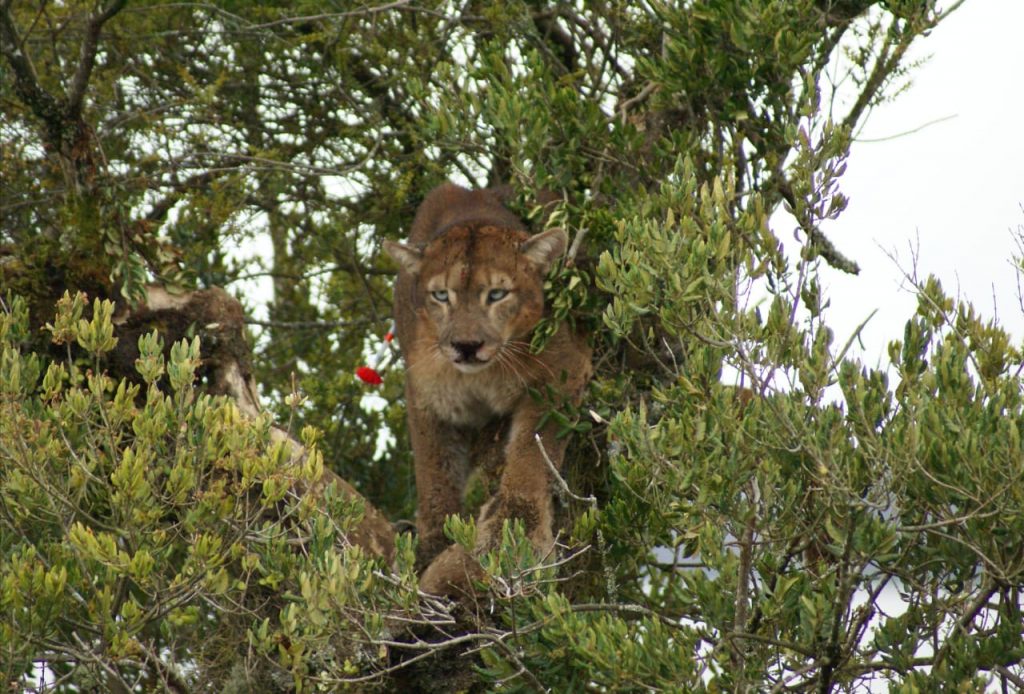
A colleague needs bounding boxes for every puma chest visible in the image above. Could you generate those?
[411,366,525,428]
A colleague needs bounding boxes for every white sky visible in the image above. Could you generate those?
[821,1,1024,366]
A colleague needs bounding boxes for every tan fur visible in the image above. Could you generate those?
[384,182,592,597]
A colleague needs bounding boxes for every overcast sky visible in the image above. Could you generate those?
[820,1,1024,366]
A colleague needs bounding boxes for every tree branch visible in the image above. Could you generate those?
[932,579,999,668]
[841,17,915,135]
[67,0,128,120]
[0,4,63,137]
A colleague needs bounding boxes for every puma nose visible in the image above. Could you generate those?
[451,341,484,362]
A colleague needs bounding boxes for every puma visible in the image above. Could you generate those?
[384,182,592,596]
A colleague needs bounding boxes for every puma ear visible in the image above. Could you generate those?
[383,240,423,274]
[520,228,567,272]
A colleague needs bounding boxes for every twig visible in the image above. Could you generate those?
[244,317,378,330]
[855,114,957,143]
[565,226,588,266]
[240,0,418,30]
[534,433,595,506]
[617,81,659,124]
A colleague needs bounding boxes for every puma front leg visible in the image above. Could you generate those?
[406,400,469,571]
[476,401,566,559]
[419,403,562,598]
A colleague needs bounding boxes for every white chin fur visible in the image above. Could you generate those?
[452,360,492,374]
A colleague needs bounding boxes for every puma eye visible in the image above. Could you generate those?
[431,290,449,303]
[487,288,509,303]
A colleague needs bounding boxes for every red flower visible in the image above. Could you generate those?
[355,366,383,385]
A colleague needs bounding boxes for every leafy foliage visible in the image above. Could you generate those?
[2,0,1022,691]
[1,293,417,690]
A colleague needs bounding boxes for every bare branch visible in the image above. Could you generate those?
[535,433,595,506]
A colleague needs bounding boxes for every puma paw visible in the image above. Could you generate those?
[418,544,485,598]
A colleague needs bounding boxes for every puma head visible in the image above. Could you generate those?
[385,225,566,373]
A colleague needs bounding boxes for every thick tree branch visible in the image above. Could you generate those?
[0,4,63,137]
[67,0,128,120]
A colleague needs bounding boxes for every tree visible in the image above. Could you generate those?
[3,0,1022,691]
